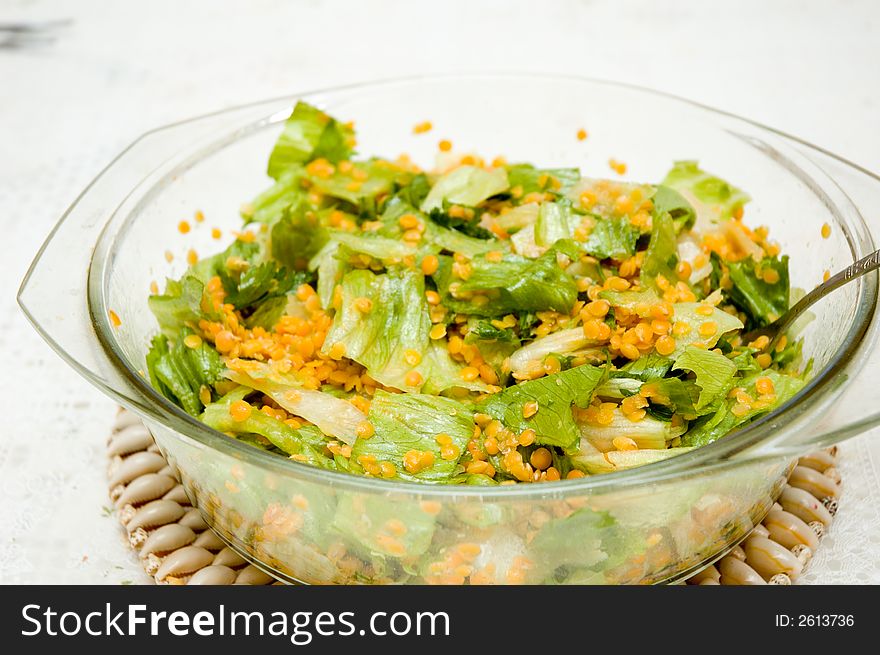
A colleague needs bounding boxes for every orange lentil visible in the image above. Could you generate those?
[459,366,480,382]
[438,139,452,152]
[404,349,422,366]
[356,421,375,439]
[698,321,718,337]
[696,304,715,316]
[518,429,537,447]
[229,400,252,422]
[576,128,588,141]
[755,377,775,396]
[756,353,772,368]
[529,447,552,471]
[183,334,202,349]
[823,270,831,282]
[353,296,373,313]
[412,120,433,134]
[108,309,122,328]
[612,436,638,451]
[762,268,780,284]
[149,280,159,295]
[178,220,190,234]
[821,223,831,239]
[620,343,641,360]
[211,227,222,239]
[421,254,440,275]
[566,470,586,479]
[429,324,447,340]
[187,248,198,266]
[676,261,693,280]
[655,335,676,356]
[522,401,539,419]
[586,299,610,318]
[425,290,441,305]
[405,370,424,387]
[399,213,420,229]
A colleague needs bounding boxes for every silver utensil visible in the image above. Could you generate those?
[741,248,880,345]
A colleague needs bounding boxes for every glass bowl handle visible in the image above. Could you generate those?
[17,100,288,419]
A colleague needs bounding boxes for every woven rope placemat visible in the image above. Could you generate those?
[107,408,841,585]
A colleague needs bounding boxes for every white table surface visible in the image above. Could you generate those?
[2,0,879,584]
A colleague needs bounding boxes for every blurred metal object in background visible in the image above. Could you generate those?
[0,19,70,50]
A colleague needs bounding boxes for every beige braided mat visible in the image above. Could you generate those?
[107,409,841,585]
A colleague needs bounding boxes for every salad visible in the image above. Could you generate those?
[145,101,806,486]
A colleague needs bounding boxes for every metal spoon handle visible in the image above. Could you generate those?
[743,248,880,343]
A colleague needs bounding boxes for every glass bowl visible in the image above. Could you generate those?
[19,74,880,584]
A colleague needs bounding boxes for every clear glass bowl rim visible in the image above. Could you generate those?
[35,72,880,498]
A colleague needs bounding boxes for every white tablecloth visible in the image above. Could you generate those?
[1,0,879,584]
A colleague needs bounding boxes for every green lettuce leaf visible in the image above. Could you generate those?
[421,166,509,212]
[323,268,488,393]
[145,329,224,416]
[506,164,580,196]
[640,211,678,289]
[535,201,577,247]
[245,167,306,225]
[436,247,578,316]
[351,391,474,483]
[583,217,639,261]
[332,493,436,559]
[725,255,790,326]
[661,161,749,224]
[478,364,606,450]
[651,185,696,233]
[267,101,354,179]
[223,362,366,444]
[672,345,737,410]
[669,302,743,356]
[270,203,330,267]
[148,275,206,338]
[681,369,805,447]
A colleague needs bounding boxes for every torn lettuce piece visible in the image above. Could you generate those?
[495,202,540,232]
[246,167,306,225]
[328,230,417,261]
[351,391,474,483]
[223,361,365,444]
[669,302,743,356]
[308,159,400,208]
[323,268,488,393]
[577,409,687,452]
[148,274,206,338]
[612,353,673,381]
[220,261,307,314]
[505,164,580,196]
[661,161,750,225]
[381,197,500,257]
[725,255,790,326]
[598,287,663,317]
[640,377,703,420]
[583,217,639,261]
[672,345,737,410]
[309,241,348,310]
[681,369,805,447]
[478,364,606,450]
[640,211,678,290]
[267,101,354,179]
[270,202,330,267]
[332,493,436,559]
[651,185,696,233]
[145,329,224,416]
[201,395,328,462]
[535,201,577,248]
[508,327,603,380]
[436,247,578,316]
[529,508,615,580]
[322,268,427,392]
[421,166,509,212]
[573,447,694,475]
